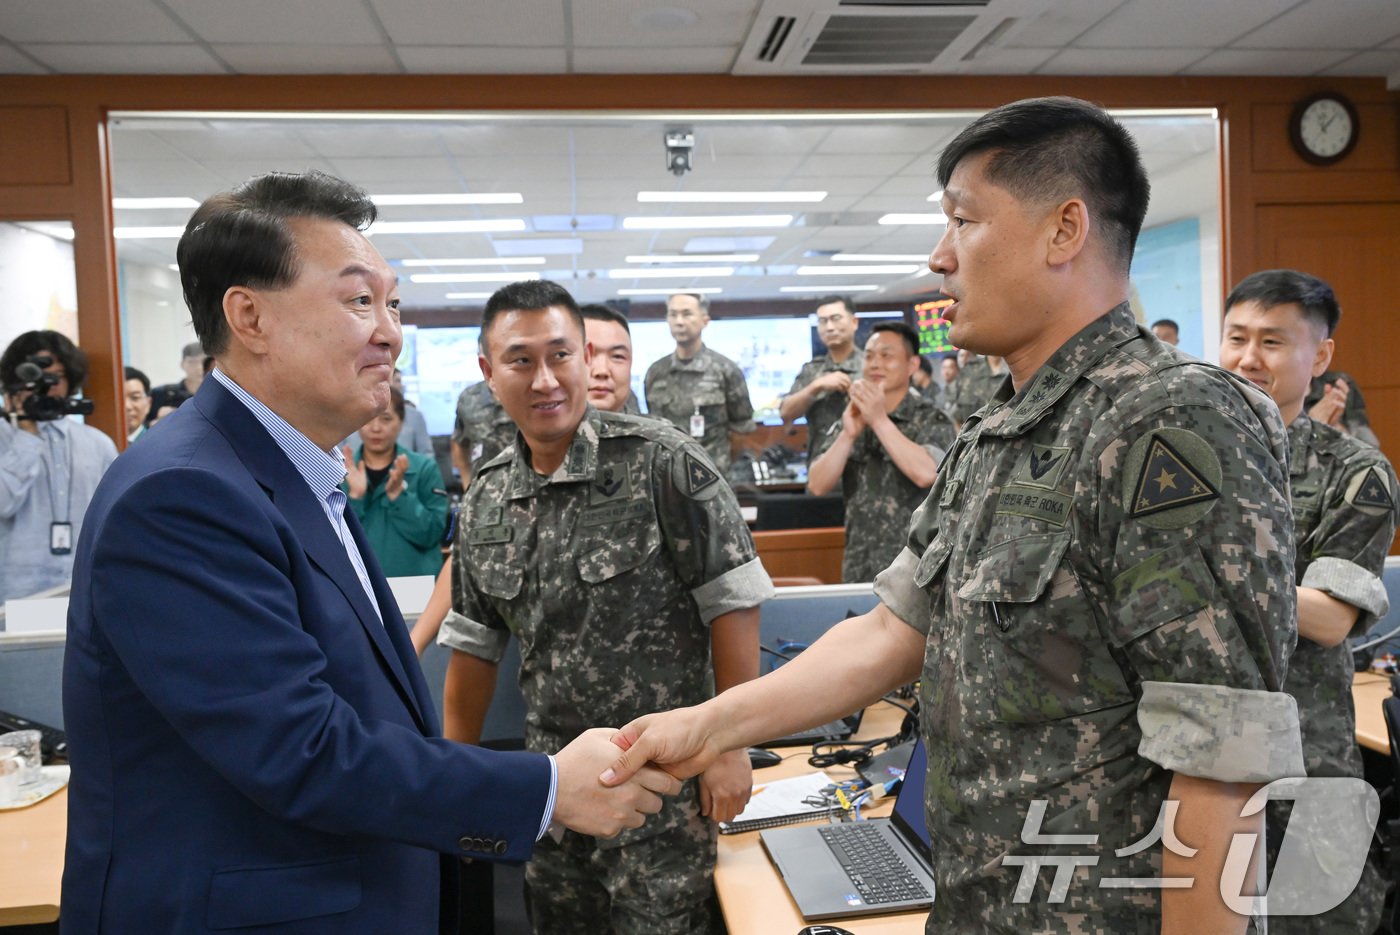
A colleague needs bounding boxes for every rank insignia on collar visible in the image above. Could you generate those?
[1347,465,1395,514]
[1129,434,1220,518]
[674,448,722,501]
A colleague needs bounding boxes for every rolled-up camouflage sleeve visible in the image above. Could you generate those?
[785,359,819,400]
[1097,400,1303,783]
[439,506,512,663]
[1301,454,1399,636]
[654,441,773,623]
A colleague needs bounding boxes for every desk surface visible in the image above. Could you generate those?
[714,702,926,934]
[1354,670,1391,754]
[0,785,65,925]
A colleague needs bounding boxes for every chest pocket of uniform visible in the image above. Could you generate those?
[693,387,726,415]
[959,531,1132,723]
[577,521,662,584]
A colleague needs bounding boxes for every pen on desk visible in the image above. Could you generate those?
[751,784,766,796]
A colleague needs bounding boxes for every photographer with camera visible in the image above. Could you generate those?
[1,330,117,601]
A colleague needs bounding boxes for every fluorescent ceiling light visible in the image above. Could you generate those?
[114,226,185,239]
[625,254,759,264]
[617,287,723,296]
[622,215,793,230]
[495,238,583,256]
[368,219,527,235]
[607,266,734,279]
[371,193,523,206]
[113,196,200,210]
[926,191,944,202]
[795,264,919,276]
[400,257,545,266]
[637,191,826,203]
[167,264,180,271]
[878,213,947,226]
[832,253,928,262]
[410,271,541,283]
[445,292,494,299]
[780,285,879,293]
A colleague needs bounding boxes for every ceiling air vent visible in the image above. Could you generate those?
[802,13,977,66]
[757,16,798,62]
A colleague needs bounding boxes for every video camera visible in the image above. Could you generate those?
[7,354,94,422]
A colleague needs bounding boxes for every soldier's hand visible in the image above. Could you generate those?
[602,707,724,788]
[342,446,368,500]
[815,372,852,395]
[698,748,753,824]
[384,454,409,501]
[553,728,681,839]
[1307,378,1348,428]
[840,401,865,439]
[849,379,889,427]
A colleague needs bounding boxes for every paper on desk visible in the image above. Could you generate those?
[719,770,836,834]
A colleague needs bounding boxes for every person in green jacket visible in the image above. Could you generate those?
[342,386,448,578]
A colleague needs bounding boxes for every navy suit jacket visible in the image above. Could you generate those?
[62,378,550,934]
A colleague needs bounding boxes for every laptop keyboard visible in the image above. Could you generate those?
[818,823,931,905]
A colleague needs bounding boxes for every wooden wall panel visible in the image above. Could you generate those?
[0,106,70,186]
[1250,101,1400,173]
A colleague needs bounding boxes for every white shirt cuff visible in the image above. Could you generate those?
[537,754,558,841]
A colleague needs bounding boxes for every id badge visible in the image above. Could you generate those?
[689,411,705,438]
[50,522,73,555]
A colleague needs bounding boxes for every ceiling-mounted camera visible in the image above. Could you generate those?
[664,128,695,177]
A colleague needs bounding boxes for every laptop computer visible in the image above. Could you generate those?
[755,709,863,748]
[760,738,936,920]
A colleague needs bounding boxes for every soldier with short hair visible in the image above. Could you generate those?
[779,294,864,462]
[605,96,1302,935]
[807,321,954,582]
[643,292,755,475]
[1221,268,1398,935]
[451,377,516,485]
[441,279,772,934]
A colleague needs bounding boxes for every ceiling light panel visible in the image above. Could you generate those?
[832,253,929,262]
[780,285,879,293]
[399,257,546,266]
[636,191,827,203]
[617,287,723,296]
[112,197,200,209]
[368,219,528,234]
[622,215,794,230]
[625,254,760,264]
[410,271,541,283]
[795,264,920,275]
[371,193,524,205]
[878,213,948,225]
[606,266,735,279]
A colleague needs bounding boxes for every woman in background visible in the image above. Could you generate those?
[343,387,448,579]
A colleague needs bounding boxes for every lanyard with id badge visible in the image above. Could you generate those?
[45,429,74,555]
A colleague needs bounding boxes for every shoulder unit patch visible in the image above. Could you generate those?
[1123,429,1222,529]
[1346,464,1396,515]
[674,448,722,501]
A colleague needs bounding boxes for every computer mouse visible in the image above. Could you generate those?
[748,746,783,769]
[797,926,855,935]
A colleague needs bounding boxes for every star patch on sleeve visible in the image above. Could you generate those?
[1122,428,1223,529]
[1345,464,1396,515]
[672,447,723,501]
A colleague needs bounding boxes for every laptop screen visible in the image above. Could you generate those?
[889,737,932,859]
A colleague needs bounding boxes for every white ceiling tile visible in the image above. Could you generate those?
[572,45,736,73]
[370,0,566,46]
[1003,0,1124,48]
[23,43,225,74]
[397,45,567,73]
[152,128,320,160]
[0,0,191,42]
[955,46,1059,74]
[1037,47,1212,74]
[1322,49,1400,77]
[815,125,948,156]
[1234,0,1400,49]
[197,158,340,184]
[795,154,918,177]
[212,43,400,74]
[1181,48,1354,75]
[571,0,754,48]
[0,44,49,74]
[1075,0,1297,48]
[325,156,468,185]
[163,0,386,44]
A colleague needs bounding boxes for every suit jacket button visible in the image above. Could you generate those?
[458,835,473,851]
[494,840,507,856]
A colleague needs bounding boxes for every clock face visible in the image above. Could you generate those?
[1298,97,1355,160]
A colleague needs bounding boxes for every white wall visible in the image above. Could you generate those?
[118,260,198,386]
[0,223,78,354]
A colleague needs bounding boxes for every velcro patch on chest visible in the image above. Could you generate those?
[1346,465,1396,515]
[1123,429,1221,529]
[1010,444,1072,490]
[674,448,722,501]
[589,463,633,505]
[467,524,514,545]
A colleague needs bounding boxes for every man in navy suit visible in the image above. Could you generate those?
[61,170,679,934]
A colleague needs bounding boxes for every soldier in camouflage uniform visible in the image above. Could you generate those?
[947,350,990,426]
[603,97,1303,935]
[779,295,864,462]
[439,280,773,934]
[807,321,955,582]
[1221,269,1398,935]
[582,303,646,416]
[643,292,756,474]
[451,377,516,483]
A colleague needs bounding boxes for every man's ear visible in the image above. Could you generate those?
[478,353,494,394]
[1045,198,1091,267]
[1312,336,1335,378]
[223,286,269,355]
